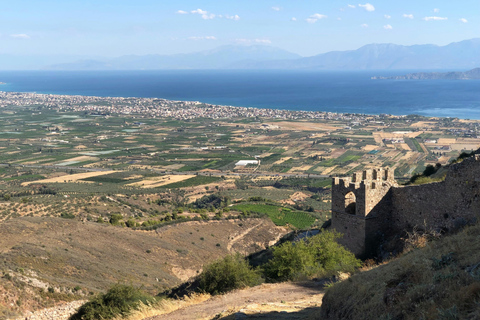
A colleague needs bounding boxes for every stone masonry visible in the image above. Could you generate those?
[331,155,480,258]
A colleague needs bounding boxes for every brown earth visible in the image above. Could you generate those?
[0,217,288,317]
[146,281,325,320]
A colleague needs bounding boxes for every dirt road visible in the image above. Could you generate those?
[146,281,325,320]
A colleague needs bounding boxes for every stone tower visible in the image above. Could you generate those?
[331,168,397,257]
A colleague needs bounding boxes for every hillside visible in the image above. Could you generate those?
[138,221,480,320]
[319,222,480,319]
[0,217,287,318]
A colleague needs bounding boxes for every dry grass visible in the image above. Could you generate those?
[319,222,480,320]
[126,175,195,188]
[116,293,211,320]
[22,170,116,186]
[264,121,339,131]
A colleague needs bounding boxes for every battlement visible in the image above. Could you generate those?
[333,168,394,187]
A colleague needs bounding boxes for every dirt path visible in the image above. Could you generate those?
[146,281,325,320]
[226,221,265,251]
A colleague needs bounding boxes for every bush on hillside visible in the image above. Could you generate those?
[263,230,361,282]
[198,253,262,295]
[69,285,156,320]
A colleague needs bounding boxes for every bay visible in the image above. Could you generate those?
[0,70,479,119]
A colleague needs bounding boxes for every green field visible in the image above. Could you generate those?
[231,203,315,229]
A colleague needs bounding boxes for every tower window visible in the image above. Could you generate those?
[345,192,356,215]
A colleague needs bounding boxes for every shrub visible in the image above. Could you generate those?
[109,214,123,225]
[263,230,361,282]
[198,253,262,295]
[69,285,156,320]
[60,212,75,219]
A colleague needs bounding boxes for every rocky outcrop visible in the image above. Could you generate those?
[16,300,85,320]
[372,67,480,80]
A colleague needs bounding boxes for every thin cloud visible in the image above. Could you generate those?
[307,13,327,23]
[460,18,468,23]
[361,24,369,28]
[403,14,414,19]
[348,4,356,8]
[202,14,215,20]
[434,8,440,13]
[226,15,240,21]
[423,16,448,21]
[188,36,217,40]
[291,17,297,21]
[383,24,393,30]
[191,9,208,15]
[236,38,272,45]
[10,34,30,39]
[384,14,391,19]
[272,7,281,11]
[176,10,188,14]
[358,3,375,12]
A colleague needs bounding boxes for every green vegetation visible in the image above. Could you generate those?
[195,230,360,296]
[408,163,446,185]
[198,253,263,295]
[231,203,316,229]
[263,231,361,282]
[69,285,157,320]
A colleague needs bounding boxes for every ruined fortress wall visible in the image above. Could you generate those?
[331,157,480,257]
[390,157,480,235]
[331,211,366,256]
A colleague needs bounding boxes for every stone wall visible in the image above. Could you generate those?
[331,156,480,257]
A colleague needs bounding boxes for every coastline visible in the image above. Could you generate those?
[0,90,427,122]
[0,70,479,119]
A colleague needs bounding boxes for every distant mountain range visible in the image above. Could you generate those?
[3,38,480,71]
[372,68,480,80]
[47,45,301,70]
[237,38,480,70]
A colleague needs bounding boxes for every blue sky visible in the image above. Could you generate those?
[1,0,478,57]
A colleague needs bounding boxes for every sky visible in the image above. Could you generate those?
[1,0,479,57]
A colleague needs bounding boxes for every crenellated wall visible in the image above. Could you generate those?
[331,156,480,257]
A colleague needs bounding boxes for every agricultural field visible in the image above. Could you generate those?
[0,100,478,227]
[231,203,317,229]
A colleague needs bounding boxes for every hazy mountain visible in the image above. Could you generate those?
[8,38,480,70]
[0,54,102,70]
[47,45,302,70]
[237,38,480,70]
[372,68,480,80]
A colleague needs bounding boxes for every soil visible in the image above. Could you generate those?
[0,217,288,316]
[146,281,325,320]
[22,171,116,186]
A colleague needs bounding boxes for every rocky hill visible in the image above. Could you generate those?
[0,217,287,318]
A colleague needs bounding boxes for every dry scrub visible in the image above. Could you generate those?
[320,223,480,320]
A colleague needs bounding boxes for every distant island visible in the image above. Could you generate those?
[372,67,480,80]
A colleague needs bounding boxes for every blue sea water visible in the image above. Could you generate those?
[0,70,479,119]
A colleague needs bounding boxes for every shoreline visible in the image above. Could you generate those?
[0,89,467,122]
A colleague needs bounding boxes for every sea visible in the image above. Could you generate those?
[0,70,480,119]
